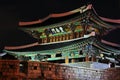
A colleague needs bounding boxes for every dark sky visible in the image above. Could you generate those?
[0,0,120,47]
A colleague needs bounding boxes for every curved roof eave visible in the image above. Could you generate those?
[4,37,120,55]
[91,6,120,25]
[4,35,92,50]
[4,42,39,50]
[99,17,120,24]
[19,4,92,26]
[18,4,120,27]
[101,39,120,48]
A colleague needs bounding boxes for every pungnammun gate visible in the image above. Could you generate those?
[0,4,120,80]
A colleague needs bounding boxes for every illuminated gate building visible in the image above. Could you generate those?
[0,5,120,80]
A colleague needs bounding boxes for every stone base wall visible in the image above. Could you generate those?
[39,62,120,80]
[0,60,120,80]
[102,68,120,80]
[39,62,104,80]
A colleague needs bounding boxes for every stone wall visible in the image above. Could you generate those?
[102,68,120,80]
[0,60,120,80]
[0,60,20,80]
[39,62,120,80]
[40,62,104,80]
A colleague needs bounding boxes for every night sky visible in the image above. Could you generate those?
[0,0,120,48]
